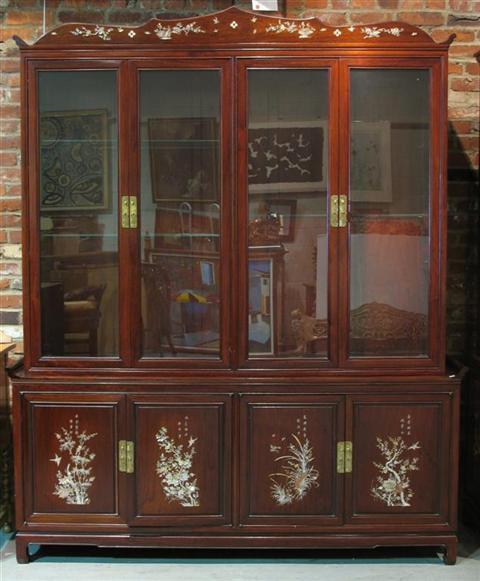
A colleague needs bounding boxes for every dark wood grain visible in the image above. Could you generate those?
[13,5,458,565]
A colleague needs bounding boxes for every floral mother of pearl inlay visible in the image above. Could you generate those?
[155,416,200,507]
[65,16,410,43]
[50,415,97,506]
[269,415,319,506]
[370,415,421,507]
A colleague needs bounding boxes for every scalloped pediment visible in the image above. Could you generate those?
[14,6,451,49]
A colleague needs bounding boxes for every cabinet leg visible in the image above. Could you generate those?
[443,540,457,565]
[15,537,30,564]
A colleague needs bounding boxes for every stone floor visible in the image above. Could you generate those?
[1,529,479,581]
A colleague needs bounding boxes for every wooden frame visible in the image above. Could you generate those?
[12,6,458,566]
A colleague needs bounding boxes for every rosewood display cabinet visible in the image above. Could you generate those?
[12,7,460,564]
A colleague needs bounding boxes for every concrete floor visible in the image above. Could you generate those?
[1,531,480,581]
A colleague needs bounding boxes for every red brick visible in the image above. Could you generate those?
[303,0,329,8]
[351,0,378,7]
[450,120,475,134]
[0,262,20,275]
[426,0,445,6]
[0,153,18,167]
[304,12,348,25]
[0,168,21,181]
[451,77,480,91]
[448,62,464,74]
[6,185,21,197]
[398,11,446,25]
[8,230,22,244]
[0,215,21,228]
[0,104,20,119]
[465,62,480,75]
[0,295,22,308]
[330,0,350,7]
[432,29,475,42]
[57,10,105,24]
[351,11,394,23]
[107,10,152,25]
[0,60,20,74]
[0,136,20,150]
[398,0,425,7]
[4,10,38,26]
[0,121,20,134]
[449,45,480,58]
[0,199,21,212]
[7,75,21,88]
[0,279,10,290]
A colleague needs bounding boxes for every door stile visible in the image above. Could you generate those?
[337,60,351,369]
[327,61,340,369]
[118,60,139,367]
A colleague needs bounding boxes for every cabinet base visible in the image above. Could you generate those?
[15,532,457,565]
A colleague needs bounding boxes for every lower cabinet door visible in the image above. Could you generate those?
[20,393,126,526]
[127,394,231,526]
[240,395,345,526]
[346,393,455,526]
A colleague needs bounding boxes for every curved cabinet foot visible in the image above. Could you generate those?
[443,539,457,565]
[15,537,30,564]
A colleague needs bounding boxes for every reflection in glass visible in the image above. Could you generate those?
[38,71,118,357]
[349,70,430,357]
[140,71,221,358]
[247,70,329,358]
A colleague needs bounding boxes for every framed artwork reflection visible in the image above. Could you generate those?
[350,121,392,203]
[39,109,110,211]
[149,117,219,202]
[248,120,328,193]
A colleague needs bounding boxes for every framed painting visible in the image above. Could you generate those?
[350,121,392,203]
[265,199,297,242]
[248,120,328,193]
[248,258,274,356]
[148,117,219,202]
[39,109,110,211]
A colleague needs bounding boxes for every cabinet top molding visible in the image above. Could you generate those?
[14,6,454,49]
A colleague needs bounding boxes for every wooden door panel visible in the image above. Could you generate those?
[347,394,452,525]
[240,395,344,526]
[22,393,124,521]
[129,394,231,526]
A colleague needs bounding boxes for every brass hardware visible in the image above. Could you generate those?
[129,196,138,229]
[337,441,345,473]
[119,440,134,473]
[126,440,135,474]
[121,196,130,228]
[121,196,138,229]
[330,195,339,228]
[338,195,348,228]
[345,441,353,473]
[337,441,353,474]
[118,440,127,473]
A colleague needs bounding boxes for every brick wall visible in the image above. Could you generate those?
[0,0,478,360]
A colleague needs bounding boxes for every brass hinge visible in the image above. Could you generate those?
[337,441,353,474]
[119,440,135,473]
[121,196,138,229]
[330,195,348,228]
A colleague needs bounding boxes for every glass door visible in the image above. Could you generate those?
[238,60,339,367]
[32,63,122,365]
[340,60,442,368]
[133,60,231,366]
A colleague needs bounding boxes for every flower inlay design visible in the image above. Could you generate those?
[155,417,199,507]
[361,26,404,39]
[71,25,114,41]
[269,415,319,506]
[370,416,420,507]
[265,20,315,39]
[50,415,97,506]
[154,21,205,41]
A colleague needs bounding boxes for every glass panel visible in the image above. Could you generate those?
[140,70,221,359]
[349,69,430,357]
[39,70,118,357]
[247,70,329,358]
